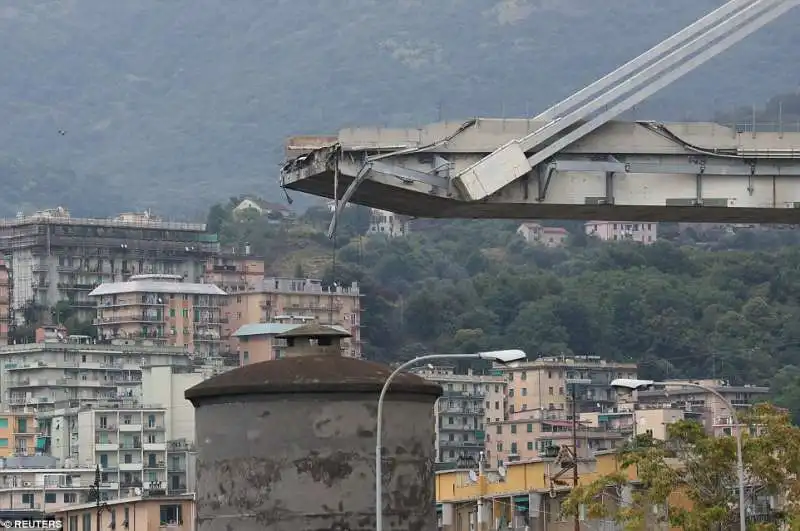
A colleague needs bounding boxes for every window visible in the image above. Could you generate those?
[496,442,503,452]
[181,308,189,318]
[68,516,78,531]
[82,513,91,531]
[160,504,183,525]
[64,493,77,504]
[527,441,534,451]
[520,371,527,381]
[169,308,176,317]
[510,425,517,434]
[496,425,502,434]
[510,442,517,454]
[521,388,527,396]
[526,423,533,433]
[0,438,8,447]
[0,418,7,428]
[508,389,514,397]
[21,493,33,506]
[45,492,56,504]
[548,387,554,395]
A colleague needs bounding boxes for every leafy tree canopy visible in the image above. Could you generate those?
[562,404,800,530]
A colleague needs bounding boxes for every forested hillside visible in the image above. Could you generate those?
[210,201,800,420]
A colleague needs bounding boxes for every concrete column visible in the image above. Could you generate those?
[441,503,454,531]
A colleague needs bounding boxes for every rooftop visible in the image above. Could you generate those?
[233,323,350,337]
[186,355,442,402]
[275,323,351,338]
[89,279,226,297]
[51,494,195,513]
[0,341,189,356]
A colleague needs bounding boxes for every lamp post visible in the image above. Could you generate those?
[375,349,527,531]
[87,465,112,531]
[610,378,747,531]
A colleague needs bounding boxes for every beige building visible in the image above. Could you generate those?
[0,457,116,511]
[223,277,362,358]
[52,493,195,531]
[203,254,264,293]
[585,220,657,243]
[486,411,626,466]
[90,274,228,359]
[368,208,409,237]
[635,379,769,437]
[233,322,350,365]
[516,223,569,247]
[498,356,638,418]
[580,405,697,441]
[485,356,637,468]
[413,366,505,465]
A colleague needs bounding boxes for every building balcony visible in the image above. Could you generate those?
[143,442,167,452]
[118,462,143,471]
[95,442,119,452]
[119,424,143,432]
[143,423,165,431]
[167,463,186,473]
[94,316,165,325]
[143,460,165,469]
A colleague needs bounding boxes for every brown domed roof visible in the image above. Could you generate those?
[185,355,442,404]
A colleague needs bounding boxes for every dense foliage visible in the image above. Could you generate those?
[210,200,800,420]
[563,405,800,530]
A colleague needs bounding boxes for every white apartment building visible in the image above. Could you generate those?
[585,221,657,244]
[0,336,190,418]
[413,366,505,465]
[166,439,196,495]
[141,365,210,443]
[0,455,116,510]
[367,209,409,238]
[76,406,169,497]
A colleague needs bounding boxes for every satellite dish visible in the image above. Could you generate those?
[468,470,478,483]
[498,465,507,478]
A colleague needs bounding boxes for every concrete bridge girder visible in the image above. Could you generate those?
[280,120,800,224]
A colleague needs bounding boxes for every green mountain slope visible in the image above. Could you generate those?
[1,0,798,216]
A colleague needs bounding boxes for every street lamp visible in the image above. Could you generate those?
[375,349,527,531]
[87,465,112,531]
[610,378,746,531]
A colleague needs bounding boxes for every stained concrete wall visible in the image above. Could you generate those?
[194,393,437,531]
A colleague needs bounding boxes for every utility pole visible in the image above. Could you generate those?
[566,378,591,531]
[88,465,110,531]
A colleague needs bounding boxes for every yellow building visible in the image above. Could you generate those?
[435,452,686,531]
[0,410,37,457]
[90,274,227,359]
[223,276,362,358]
[52,493,195,531]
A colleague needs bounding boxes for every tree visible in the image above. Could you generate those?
[562,404,800,530]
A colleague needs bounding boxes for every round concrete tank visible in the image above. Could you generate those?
[185,324,442,531]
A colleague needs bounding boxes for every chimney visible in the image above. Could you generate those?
[274,323,352,358]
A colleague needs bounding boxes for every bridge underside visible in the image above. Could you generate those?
[281,119,800,223]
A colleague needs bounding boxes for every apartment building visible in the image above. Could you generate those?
[499,356,638,417]
[485,356,637,466]
[165,439,196,495]
[141,365,209,442]
[0,456,116,511]
[485,409,626,467]
[580,404,700,441]
[413,366,505,465]
[0,208,218,321]
[223,277,362,358]
[52,493,196,531]
[0,410,37,458]
[0,259,9,343]
[203,254,264,293]
[233,322,350,365]
[635,379,770,437]
[76,406,169,497]
[0,335,190,420]
[90,274,228,359]
[368,208,409,238]
[585,221,657,244]
[516,222,569,247]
